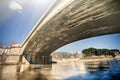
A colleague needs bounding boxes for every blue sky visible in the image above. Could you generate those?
[0,0,120,53]
[56,34,120,53]
[0,0,53,44]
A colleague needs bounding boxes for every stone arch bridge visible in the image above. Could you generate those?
[2,0,120,64]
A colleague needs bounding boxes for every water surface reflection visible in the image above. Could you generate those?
[0,59,120,80]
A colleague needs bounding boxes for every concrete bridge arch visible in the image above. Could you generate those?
[21,0,120,63]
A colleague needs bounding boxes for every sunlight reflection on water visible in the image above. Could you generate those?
[0,59,120,80]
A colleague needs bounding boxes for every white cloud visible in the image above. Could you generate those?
[9,1,22,12]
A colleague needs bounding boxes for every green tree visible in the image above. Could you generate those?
[109,49,120,58]
[82,47,97,57]
[82,48,120,58]
[96,49,102,56]
[100,49,109,57]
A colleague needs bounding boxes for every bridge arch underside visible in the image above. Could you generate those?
[24,0,120,63]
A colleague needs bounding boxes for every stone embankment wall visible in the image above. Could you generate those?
[0,45,29,64]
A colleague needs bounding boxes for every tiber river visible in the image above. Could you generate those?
[0,59,120,80]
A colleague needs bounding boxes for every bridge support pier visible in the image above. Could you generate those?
[41,55,52,64]
[31,55,52,64]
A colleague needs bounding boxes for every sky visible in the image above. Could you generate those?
[0,0,54,44]
[0,0,120,53]
[56,34,120,53]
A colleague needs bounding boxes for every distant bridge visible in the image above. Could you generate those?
[2,0,120,64]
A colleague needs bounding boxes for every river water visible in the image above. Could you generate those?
[0,59,120,80]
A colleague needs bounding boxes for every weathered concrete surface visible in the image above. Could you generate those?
[25,0,120,58]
